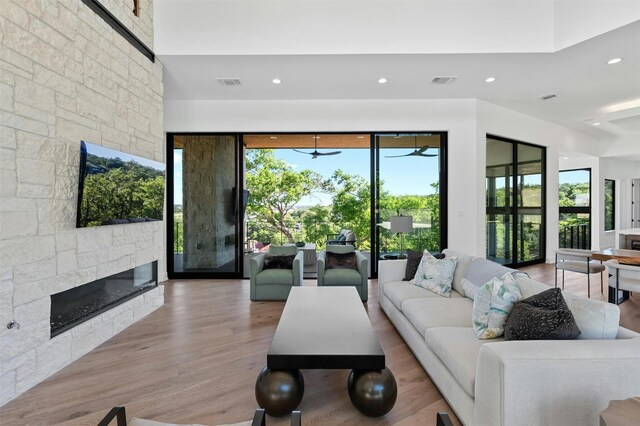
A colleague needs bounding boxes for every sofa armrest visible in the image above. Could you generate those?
[475,338,640,426]
[377,259,407,301]
[356,251,368,284]
[317,251,326,286]
[293,251,304,286]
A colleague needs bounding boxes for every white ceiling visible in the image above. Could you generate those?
[161,20,640,139]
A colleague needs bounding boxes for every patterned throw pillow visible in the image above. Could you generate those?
[472,272,523,339]
[403,250,446,281]
[325,251,357,270]
[410,251,458,297]
[504,288,581,341]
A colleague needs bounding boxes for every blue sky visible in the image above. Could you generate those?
[85,142,165,171]
[173,148,440,205]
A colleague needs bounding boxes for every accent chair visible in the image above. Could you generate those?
[250,245,303,301]
[317,245,368,301]
[554,248,605,297]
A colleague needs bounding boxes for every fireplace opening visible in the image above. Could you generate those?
[50,261,157,338]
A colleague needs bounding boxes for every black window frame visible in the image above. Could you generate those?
[604,179,616,232]
[558,168,591,249]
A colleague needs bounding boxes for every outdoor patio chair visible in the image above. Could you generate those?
[555,248,605,298]
[327,229,357,248]
[250,245,303,301]
[317,245,368,301]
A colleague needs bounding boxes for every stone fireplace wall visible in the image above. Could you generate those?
[0,0,164,406]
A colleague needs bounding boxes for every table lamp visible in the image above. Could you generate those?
[390,215,413,258]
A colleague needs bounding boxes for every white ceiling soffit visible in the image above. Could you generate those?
[161,20,640,138]
[154,0,640,56]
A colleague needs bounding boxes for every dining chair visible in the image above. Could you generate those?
[605,260,640,304]
[555,249,605,297]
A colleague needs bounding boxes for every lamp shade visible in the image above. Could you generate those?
[390,215,413,233]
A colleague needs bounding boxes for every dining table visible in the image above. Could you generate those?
[592,248,640,303]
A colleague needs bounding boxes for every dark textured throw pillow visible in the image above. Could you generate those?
[263,254,295,270]
[325,251,357,270]
[403,250,445,281]
[504,288,581,341]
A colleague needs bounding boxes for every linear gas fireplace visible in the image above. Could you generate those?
[50,261,158,337]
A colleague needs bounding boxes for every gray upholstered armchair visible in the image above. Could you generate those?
[317,245,368,301]
[250,245,303,301]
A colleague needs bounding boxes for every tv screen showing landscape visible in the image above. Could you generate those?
[77,141,165,228]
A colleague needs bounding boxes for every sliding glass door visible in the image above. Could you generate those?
[374,133,447,275]
[167,134,242,277]
[486,135,545,266]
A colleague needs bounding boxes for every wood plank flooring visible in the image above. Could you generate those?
[1,263,638,426]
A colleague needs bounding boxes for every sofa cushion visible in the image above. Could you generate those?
[516,276,620,339]
[505,288,581,341]
[443,249,474,295]
[464,257,516,288]
[425,327,504,398]
[269,245,298,256]
[383,281,463,311]
[322,268,361,286]
[402,298,473,337]
[255,269,293,286]
[472,273,522,339]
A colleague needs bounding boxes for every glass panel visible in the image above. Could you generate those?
[486,138,513,264]
[605,179,615,231]
[242,134,371,278]
[559,170,590,207]
[377,134,441,259]
[172,135,238,273]
[559,169,591,249]
[516,144,543,262]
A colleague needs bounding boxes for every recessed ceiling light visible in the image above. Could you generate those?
[272,78,282,84]
[485,77,496,83]
[357,136,365,139]
[562,157,570,160]
[378,78,388,84]
[607,58,622,65]
[270,136,278,139]
[593,122,601,126]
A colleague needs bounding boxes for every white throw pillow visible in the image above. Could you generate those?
[472,272,523,339]
[411,250,458,297]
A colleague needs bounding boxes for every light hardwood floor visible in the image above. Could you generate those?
[1,263,638,426]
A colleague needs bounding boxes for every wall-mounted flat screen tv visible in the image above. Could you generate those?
[77,141,165,228]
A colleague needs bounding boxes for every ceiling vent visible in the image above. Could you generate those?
[539,93,558,101]
[431,76,458,85]
[217,78,242,86]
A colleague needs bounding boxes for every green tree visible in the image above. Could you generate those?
[326,170,372,250]
[245,149,324,243]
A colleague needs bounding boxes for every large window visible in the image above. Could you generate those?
[605,179,615,231]
[559,169,591,249]
[486,135,545,266]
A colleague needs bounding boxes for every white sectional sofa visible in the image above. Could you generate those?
[378,249,640,426]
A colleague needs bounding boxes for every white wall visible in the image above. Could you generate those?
[155,0,640,56]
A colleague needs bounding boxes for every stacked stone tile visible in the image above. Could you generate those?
[0,0,165,406]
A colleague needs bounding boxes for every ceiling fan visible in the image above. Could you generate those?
[385,135,437,158]
[293,135,341,159]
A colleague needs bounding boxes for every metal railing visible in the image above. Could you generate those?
[559,223,589,250]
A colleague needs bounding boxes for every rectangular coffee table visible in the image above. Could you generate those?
[256,287,396,417]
